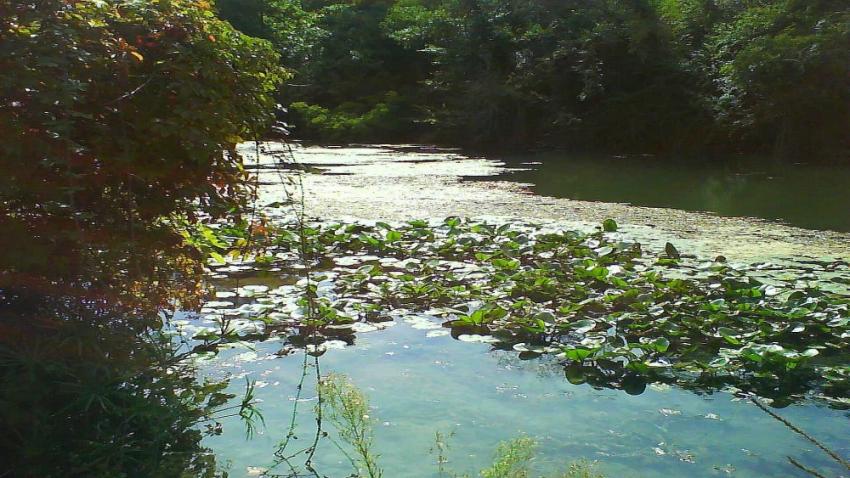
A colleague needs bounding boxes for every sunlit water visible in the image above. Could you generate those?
[199,318,849,478]
[199,144,850,477]
[245,143,850,264]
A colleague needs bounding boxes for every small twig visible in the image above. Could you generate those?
[752,398,850,470]
[788,456,829,478]
[107,76,154,104]
[266,140,326,477]
[304,353,323,468]
[272,352,311,460]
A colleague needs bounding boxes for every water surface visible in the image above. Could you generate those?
[497,153,850,232]
[244,143,850,264]
[200,144,850,477]
[200,319,849,478]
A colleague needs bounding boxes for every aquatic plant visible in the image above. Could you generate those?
[435,433,604,478]
[196,217,850,406]
[317,373,383,478]
[300,373,605,478]
[478,436,536,478]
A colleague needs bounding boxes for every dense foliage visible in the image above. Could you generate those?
[0,0,283,475]
[191,217,850,407]
[1,0,283,313]
[218,0,850,156]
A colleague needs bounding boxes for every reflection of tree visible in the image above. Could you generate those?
[554,358,813,405]
[0,327,222,477]
[456,336,834,406]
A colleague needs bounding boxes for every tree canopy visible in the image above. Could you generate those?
[1,0,284,317]
[218,0,850,157]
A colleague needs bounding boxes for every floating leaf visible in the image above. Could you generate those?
[571,319,596,334]
[563,347,594,362]
[717,327,741,345]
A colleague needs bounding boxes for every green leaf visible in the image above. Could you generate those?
[571,319,596,334]
[649,337,670,353]
[602,219,618,232]
[717,327,741,345]
[563,347,594,362]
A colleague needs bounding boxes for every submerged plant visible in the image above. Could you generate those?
[440,434,604,478]
[557,461,605,478]
[308,376,605,478]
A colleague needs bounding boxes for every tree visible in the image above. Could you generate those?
[0,0,284,319]
[0,1,284,475]
[705,0,850,155]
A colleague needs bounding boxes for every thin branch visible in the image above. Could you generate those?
[752,398,850,470]
[107,76,154,105]
[788,457,829,478]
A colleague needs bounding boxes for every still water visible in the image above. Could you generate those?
[498,153,850,232]
[199,145,850,477]
[198,319,848,478]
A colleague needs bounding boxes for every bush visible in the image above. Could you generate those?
[0,1,284,475]
[291,91,406,142]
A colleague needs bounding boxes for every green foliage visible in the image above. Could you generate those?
[220,0,849,156]
[704,0,850,155]
[318,373,383,478]
[201,218,850,406]
[556,461,606,478]
[435,434,605,478]
[314,377,604,478]
[0,329,233,477]
[291,91,406,141]
[0,0,285,315]
[0,0,283,475]
[216,0,323,64]
[479,437,536,478]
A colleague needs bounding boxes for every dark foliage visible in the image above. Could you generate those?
[219,0,850,157]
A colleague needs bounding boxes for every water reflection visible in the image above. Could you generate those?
[0,226,229,476]
[0,312,223,477]
[498,154,850,232]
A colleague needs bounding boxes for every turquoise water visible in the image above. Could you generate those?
[199,318,849,477]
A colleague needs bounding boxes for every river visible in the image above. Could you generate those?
[191,143,850,477]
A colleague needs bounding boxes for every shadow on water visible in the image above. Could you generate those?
[491,153,850,232]
[0,326,220,477]
[0,199,239,477]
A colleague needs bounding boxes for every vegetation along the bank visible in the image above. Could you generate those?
[217,0,850,157]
